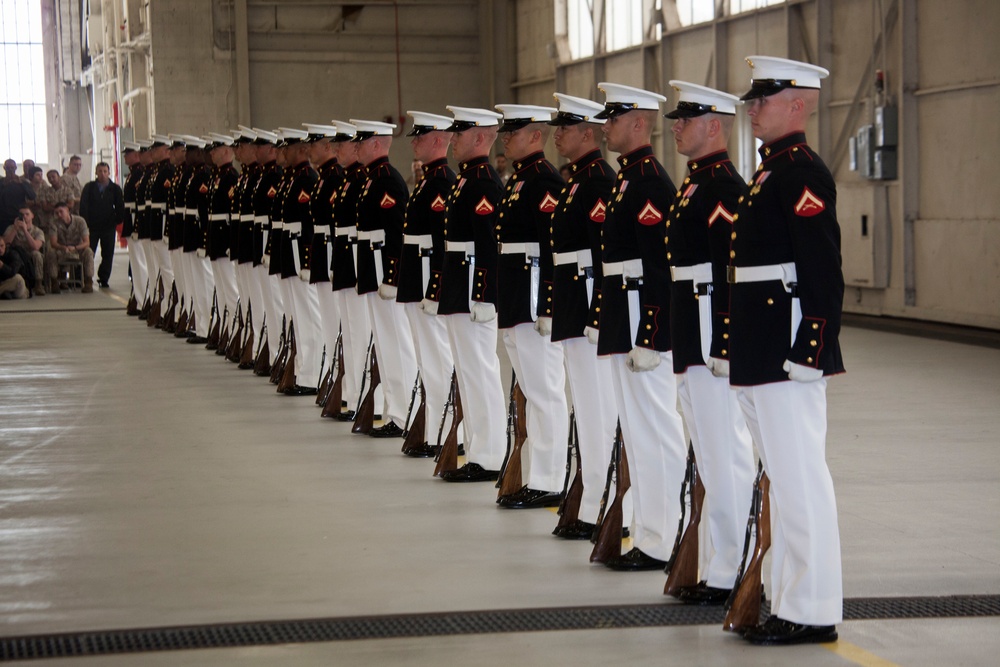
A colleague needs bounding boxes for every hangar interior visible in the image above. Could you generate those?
[1,0,999,665]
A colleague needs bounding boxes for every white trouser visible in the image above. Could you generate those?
[211,258,239,325]
[502,323,569,493]
[316,286,341,389]
[245,265,266,336]
[735,379,842,626]
[366,292,418,426]
[676,365,756,589]
[190,253,215,337]
[610,352,687,561]
[128,239,148,301]
[286,278,323,387]
[563,338,629,525]
[267,273,286,364]
[335,288,377,414]
[179,251,196,315]
[154,241,173,316]
[141,239,160,301]
[404,302,455,444]
[171,248,186,312]
[446,314,505,471]
[235,263,253,327]
[254,266,280,361]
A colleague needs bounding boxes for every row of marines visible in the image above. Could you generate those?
[121,56,845,646]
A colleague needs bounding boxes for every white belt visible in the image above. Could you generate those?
[728,262,797,289]
[208,213,228,221]
[446,241,475,254]
[670,262,713,284]
[335,226,357,238]
[284,222,302,235]
[602,258,643,278]
[403,234,433,249]
[499,242,539,256]
[357,229,386,245]
[254,215,268,225]
[168,207,176,216]
[150,203,166,210]
[240,214,254,223]
[184,208,198,217]
[315,224,331,236]
[125,202,136,211]
[272,221,284,230]
[553,249,593,269]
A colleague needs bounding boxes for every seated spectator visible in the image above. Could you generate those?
[3,206,46,295]
[0,160,36,235]
[46,202,94,294]
[0,236,29,300]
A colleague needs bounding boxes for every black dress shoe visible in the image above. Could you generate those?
[283,385,318,396]
[429,443,465,457]
[498,487,564,509]
[186,336,208,344]
[237,361,254,370]
[174,329,195,339]
[604,547,668,571]
[743,616,838,645]
[369,421,405,438]
[336,410,356,422]
[675,581,732,606]
[440,462,500,483]
[552,520,596,540]
[98,280,110,288]
[402,442,435,458]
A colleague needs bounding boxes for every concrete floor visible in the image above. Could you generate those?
[1,251,998,666]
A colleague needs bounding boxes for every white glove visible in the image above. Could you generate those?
[130,232,138,241]
[783,359,824,383]
[583,326,599,346]
[224,248,230,257]
[378,283,397,300]
[299,269,311,282]
[262,254,270,268]
[196,248,206,258]
[533,316,552,337]
[469,302,497,323]
[419,298,438,315]
[706,357,730,378]
[162,235,169,245]
[626,346,661,373]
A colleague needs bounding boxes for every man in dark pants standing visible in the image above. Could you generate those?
[81,162,125,288]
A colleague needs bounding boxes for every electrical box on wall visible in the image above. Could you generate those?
[855,125,874,179]
[850,106,898,181]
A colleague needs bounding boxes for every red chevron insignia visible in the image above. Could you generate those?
[589,199,607,222]
[539,192,559,213]
[708,202,734,227]
[380,193,397,209]
[298,190,311,204]
[475,197,495,215]
[637,200,663,225]
[198,183,209,194]
[794,187,826,217]
[430,194,446,212]
[267,186,277,198]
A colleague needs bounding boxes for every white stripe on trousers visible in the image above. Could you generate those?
[266,273,286,364]
[286,278,323,387]
[211,258,238,323]
[502,322,569,492]
[153,241,173,316]
[610,352,687,561]
[127,240,148,301]
[254,265,281,363]
[563,337,629,525]
[190,253,215,337]
[335,288,377,414]
[141,239,159,300]
[735,379,843,625]
[445,313,506,471]
[365,292,418,426]
[316,286,341,389]
[676,365,756,588]
[174,249,189,313]
[235,262,253,325]
[404,302,455,444]
[245,264,266,335]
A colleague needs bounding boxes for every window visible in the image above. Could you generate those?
[0,0,47,164]
[730,0,785,14]
[673,0,716,27]
[605,0,643,52]
[566,0,595,59]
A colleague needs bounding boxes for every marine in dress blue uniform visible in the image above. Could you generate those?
[595,83,687,571]
[205,133,241,348]
[729,56,844,646]
[249,128,284,372]
[121,141,146,313]
[178,135,214,342]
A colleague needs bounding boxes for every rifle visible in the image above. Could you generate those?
[433,371,463,477]
[217,303,232,356]
[554,412,584,533]
[207,290,221,349]
[175,291,189,336]
[496,376,527,498]
[162,282,178,333]
[139,276,152,319]
[253,314,270,375]
[723,464,771,633]
[226,302,245,362]
[186,297,196,334]
[277,319,297,393]
[126,281,139,316]
[401,374,427,454]
[316,337,335,406]
[591,430,617,544]
[664,443,705,596]
[269,315,288,383]
[147,273,164,328]
[239,302,255,367]
[590,423,629,564]
[321,331,346,418]
[352,339,381,434]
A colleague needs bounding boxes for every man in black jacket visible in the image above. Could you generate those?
[81,162,125,288]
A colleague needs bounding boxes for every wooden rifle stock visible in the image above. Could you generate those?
[433,373,462,476]
[665,444,705,596]
[401,381,427,453]
[162,282,178,333]
[147,275,164,327]
[226,304,245,362]
[217,305,232,356]
[497,382,527,498]
[269,316,288,383]
[591,426,630,564]
[126,282,139,315]
[316,344,335,406]
[175,295,189,335]
[555,412,584,532]
[253,324,271,376]
[352,345,380,434]
[723,467,771,633]
[321,337,346,418]
[277,320,297,392]
[187,302,196,334]
[239,304,255,366]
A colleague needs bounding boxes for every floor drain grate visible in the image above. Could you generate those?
[1,595,997,661]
